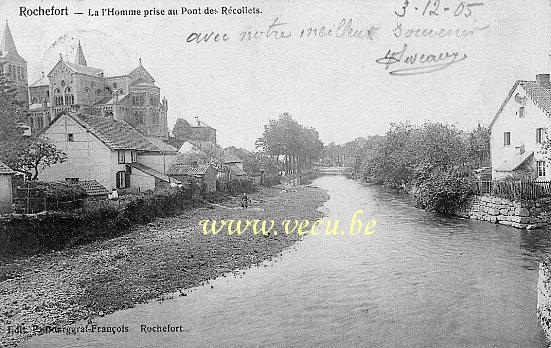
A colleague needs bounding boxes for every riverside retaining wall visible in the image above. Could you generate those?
[456,195,551,230]
[538,260,551,342]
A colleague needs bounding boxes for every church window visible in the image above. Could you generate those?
[46,90,50,98]
[61,80,66,87]
[37,117,44,129]
[55,88,60,94]
[113,83,118,89]
[139,96,144,105]
[152,111,159,125]
[65,95,74,105]
[29,118,34,129]
[55,96,64,106]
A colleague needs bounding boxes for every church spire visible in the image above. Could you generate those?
[1,21,20,59]
[74,41,87,66]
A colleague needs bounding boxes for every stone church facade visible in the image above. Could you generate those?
[1,22,169,139]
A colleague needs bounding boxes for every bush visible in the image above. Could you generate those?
[0,186,197,257]
[226,179,256,195]
[415,168,475,214]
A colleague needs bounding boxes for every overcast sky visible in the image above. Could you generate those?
[2,0,550,150]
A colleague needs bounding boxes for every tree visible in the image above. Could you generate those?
[6,138,67,180]
[257,113,323,174]
[172,118,192,143]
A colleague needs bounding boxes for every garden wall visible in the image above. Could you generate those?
[538,259,551,343]
[456,195,551,229]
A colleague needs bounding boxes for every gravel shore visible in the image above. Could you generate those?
[0,185,328,347]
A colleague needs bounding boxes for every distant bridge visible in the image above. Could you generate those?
[317,166,353,176]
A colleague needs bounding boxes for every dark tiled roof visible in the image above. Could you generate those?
[167,163,211,176]
[0,160,14,175]
[130,163,181,183]
[71,113,160,151]
[521,81,551,116]
[490,80,551,128]
[78,180,109,196]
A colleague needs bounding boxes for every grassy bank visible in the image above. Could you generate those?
[0,185,329,347]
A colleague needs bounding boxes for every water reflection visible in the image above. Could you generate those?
[24,176,551,347]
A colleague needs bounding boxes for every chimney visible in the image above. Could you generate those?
[536,74,551,88]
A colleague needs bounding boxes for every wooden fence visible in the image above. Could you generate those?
[474,180,551,200]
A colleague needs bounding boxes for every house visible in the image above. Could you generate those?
[167,160,217,193]
[490,74,551,180]
[39,111,179,192]
[0,160,14,214]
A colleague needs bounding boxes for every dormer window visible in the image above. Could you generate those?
[518,107,525,118]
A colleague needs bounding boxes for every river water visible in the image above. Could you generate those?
[25,175,551,347]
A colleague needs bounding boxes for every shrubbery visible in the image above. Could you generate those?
[415,168,476,214]
[225,179,256,196]
[0,186,197,257]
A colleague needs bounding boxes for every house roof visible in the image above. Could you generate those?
[0,160,14,175]
[30,75,49,88]
[45,112,162,152]
[146,137,178,153]
[495,151,534,172]
[229,164,246,176]
[223,152,242,164]
[490,80,551,129]
[78,180,109,196]
[130,163,181,183]
[167,163,211,176]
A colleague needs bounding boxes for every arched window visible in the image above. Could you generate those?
[61,80,66,87]
[113,83,118,89]
[64,87,74,105]
[55,88,61,94]
[152,111,159,125]
[37,117,44,129]
[29,117,34,130]
[139,96,144,105]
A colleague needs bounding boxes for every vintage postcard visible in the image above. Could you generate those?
[1,0,551,347]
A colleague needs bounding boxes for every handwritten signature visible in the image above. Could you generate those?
[375,43,467,76]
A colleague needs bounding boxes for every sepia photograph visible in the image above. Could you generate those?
[1,0,551,347]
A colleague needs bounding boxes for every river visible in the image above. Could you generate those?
[24,175,551,347]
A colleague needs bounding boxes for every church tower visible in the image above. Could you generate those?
[0,21,28,108]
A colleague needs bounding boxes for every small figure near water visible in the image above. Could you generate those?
[241,193,250,209]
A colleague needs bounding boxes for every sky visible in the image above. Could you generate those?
[1,0,550,150]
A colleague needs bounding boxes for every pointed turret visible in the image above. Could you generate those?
[1,21,24,62]
[74,41,87,66]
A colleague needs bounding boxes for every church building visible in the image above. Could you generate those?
[1,21,169,139]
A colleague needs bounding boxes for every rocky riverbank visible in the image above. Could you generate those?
[0,185,329,347]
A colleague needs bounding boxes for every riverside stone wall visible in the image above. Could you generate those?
[538,260,551,342]
[456,195,551,230]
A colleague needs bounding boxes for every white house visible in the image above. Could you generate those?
[39,112,179,192]
[0,160,14,214]
[490,74,551,181]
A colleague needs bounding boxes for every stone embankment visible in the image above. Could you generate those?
[456,195,551,230]
[538,259,551,343]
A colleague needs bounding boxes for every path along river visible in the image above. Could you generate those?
[25,175,551,347]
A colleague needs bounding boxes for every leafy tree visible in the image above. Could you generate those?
[172,118,192,142]
[465,124,490,168]
[7,138,67,180]
[257,113,323,174]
